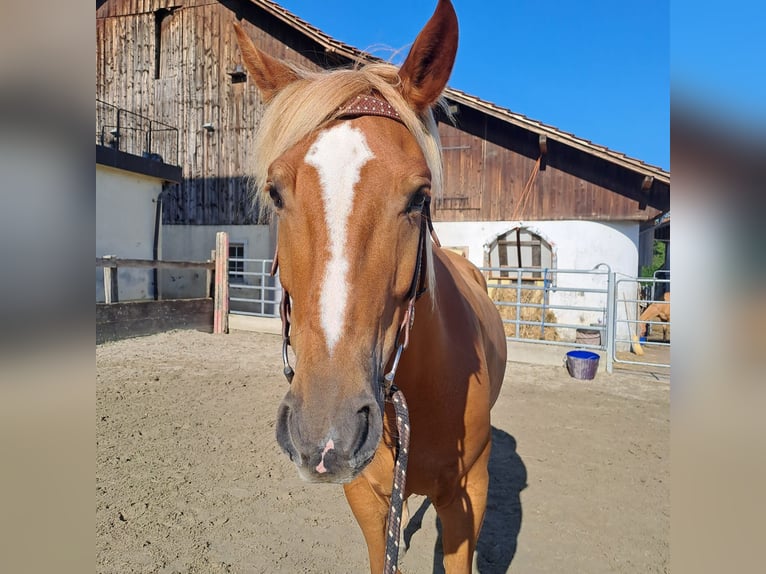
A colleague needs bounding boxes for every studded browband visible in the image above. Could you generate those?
[336,93,403,123]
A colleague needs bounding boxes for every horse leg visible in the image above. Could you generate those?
[434,440,491,573]
[343,477,395,574]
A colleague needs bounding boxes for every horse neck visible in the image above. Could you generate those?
[408,277,447,356]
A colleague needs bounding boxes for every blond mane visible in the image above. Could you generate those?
[251,62,445,210]
[251,61,447,302]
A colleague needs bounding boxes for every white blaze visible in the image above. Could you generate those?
[305,123,374,354]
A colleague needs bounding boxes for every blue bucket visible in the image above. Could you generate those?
[565,350,600,380]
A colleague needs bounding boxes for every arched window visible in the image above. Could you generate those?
[489,227,553,279]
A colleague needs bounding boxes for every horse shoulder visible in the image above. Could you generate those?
[435,248,507,397]
[436,249,498,325]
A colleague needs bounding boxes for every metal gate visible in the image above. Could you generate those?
[228,257,281,318]
[612,273,670,369]
[481,264,615,372]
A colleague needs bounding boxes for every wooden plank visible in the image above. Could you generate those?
[96,298,214,344]
[96,257,215,270]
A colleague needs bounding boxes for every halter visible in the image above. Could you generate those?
[272,177,437,390]
[268,94,439,574]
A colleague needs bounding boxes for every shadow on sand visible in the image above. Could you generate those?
[403,427,527,573]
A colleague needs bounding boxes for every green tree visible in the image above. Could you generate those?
[640,240,666,278]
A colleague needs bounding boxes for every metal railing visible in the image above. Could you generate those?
[481,265,615,372]
[224,256,670,374]
[228,258,280,317]
[613,275,671,369]
[96,99,179,166]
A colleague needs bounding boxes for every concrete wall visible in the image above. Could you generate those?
[96,164,162,302]
[160,225,273,299]
[433,220,641,344]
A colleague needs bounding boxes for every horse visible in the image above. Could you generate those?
[234,1,507,571]
[639,291,671,340]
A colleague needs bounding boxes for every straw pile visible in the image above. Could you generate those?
[487,278,560,341]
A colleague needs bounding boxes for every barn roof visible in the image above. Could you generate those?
[249,0,670,185]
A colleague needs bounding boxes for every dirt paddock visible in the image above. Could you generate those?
[97,329,669,573]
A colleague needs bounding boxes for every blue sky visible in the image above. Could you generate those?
[277,0,670,170]
[671,1,766,139]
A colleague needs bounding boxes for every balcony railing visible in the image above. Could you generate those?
[96,99,179,166]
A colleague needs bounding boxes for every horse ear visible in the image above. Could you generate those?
[233,23,299,102]
[398,0,458,112]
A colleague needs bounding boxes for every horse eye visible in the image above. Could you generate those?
[267,183,284,209]
[406,189,427,213]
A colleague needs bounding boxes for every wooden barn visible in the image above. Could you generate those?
[96,0,669,307]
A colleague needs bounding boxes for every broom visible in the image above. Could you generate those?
[624,297,644,355]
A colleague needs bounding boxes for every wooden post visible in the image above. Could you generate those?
[213,232,229,334]
[103,256,119,304]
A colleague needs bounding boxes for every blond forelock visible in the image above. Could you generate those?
[251,62,446,218]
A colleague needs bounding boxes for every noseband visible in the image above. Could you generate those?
[268,94,440,574]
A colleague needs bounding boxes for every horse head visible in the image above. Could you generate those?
[235,0,458,483]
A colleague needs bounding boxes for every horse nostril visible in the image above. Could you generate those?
[357,405,371,429]
[276,401,297,462]
[353,405,370,454]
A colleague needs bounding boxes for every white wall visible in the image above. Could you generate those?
[433,220,641,344]
[160,224,273,299]
[96,165,162,302]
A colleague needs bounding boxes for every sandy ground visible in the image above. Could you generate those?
[97,329,669,573]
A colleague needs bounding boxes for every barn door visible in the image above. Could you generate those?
[153,7,182,164]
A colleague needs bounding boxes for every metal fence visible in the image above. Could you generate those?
[228,258,281,317]
[226,257,670,373]
[481,265,615,372]
[96,99,179,166]
[613,274,670,369]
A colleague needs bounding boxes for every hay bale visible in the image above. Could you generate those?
[487,277,559,341]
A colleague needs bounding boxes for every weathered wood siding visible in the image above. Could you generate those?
[97,0,326,224]
[96,298,214,343]
[97,0,662,225]
[436,112,661,222]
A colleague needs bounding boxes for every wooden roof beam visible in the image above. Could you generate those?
[638,175,654,210]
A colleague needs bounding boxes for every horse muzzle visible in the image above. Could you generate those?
[275,388,384,483]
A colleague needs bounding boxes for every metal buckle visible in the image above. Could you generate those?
[282,337,294,383]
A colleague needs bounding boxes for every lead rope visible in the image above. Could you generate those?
[380,293,414,574]
[382,385,410,574]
